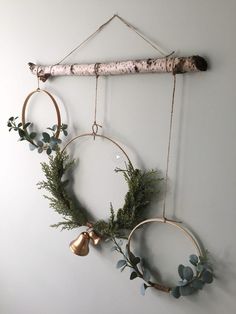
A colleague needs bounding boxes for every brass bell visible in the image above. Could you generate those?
[69,232,90,256]
[88,230,101,246]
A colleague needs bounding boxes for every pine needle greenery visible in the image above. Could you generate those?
[38,150,161,238]
[37,151,89,230]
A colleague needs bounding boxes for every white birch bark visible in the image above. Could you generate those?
[29,56,207,81]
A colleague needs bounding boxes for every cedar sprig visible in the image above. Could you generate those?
[37,150,88,230]
[38,151,161,237]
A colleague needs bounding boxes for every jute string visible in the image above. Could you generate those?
[56,14,173,65]
[91,69,102,139]
[56,14,177,221]
[162,72,177,220]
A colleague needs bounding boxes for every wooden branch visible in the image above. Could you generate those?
[28,56,207,82]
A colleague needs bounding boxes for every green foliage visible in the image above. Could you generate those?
[130,271,138,280]
[189,254,198,266]
[7,116,67,154]
[171,254,214,298]
[116,260,127,269]
[38,151,160,236]
[93,163,160,238]
[111,238,152,295]
[37,150,88,229]
[113,240,214,298]
[140,283,149,296]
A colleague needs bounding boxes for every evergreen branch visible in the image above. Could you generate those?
[37,150,88,229]
[38,150,161,238]
[93,162,161,238]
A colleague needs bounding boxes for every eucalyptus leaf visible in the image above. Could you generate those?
[202,270,213,284]
[30,132,37,139]
[116,260,127,269]
[133,256,141,265]
[130,271,138,280]
[179,285,195,296]
[23,122,31,129]
[171,286,180,299]
[189,254,198,266]
[38,147,43,153]
[29,143,36,151]
[50,137,59,145]
[51,144,58,151]
[9,116,14,121]
[42,132,50,143]
[120,265,126,272]
[143,269,151,282]
[178,264,185,279]
[110,246,117,252]
[197,264,204,273]
[46,147,52,155]
[140,283,148,296]
[192,279,204,290]
[129,251,140,265]
[61,124,68,130]
[18,129,25,138]
[37,140,43,147]
[178,279,189,286]
[183,266,194,281]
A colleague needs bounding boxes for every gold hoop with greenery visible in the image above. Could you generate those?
[37,132,161,240]
[7,88,68,155]
[112,218,214,297]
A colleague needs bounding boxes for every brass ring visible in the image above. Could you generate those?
[21,89,62,139]
[62,133,134,169]
[127,218,204,292]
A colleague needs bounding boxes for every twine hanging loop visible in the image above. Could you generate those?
[92,65,102,139]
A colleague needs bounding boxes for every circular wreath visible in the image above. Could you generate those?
[7,88,68,155]
[112,218,214,298]
[37,133,161,239]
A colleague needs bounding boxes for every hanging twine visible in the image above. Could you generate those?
[55,14,174,139]
[55,14,177,220]
[92,65,102,139]
[56,14,173,65]
[162,73,177,220]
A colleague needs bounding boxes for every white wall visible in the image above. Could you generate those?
[1,1,236,313]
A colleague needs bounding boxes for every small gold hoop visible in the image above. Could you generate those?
[127,218,204,292]
[62,132,134,168]
[21,89,62,139]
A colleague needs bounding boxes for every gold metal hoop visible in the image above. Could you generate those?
[62,132,134,169]
[127,217,205,292]
[21,88,62,139]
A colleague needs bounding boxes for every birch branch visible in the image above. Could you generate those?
[28,56,207,82]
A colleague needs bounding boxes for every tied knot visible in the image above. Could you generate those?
[92,121,102,139]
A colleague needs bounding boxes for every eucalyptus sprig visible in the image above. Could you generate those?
[171,253,214,298]
[112,238,153,296]
[112,239,214,297]
[7,116,68,155]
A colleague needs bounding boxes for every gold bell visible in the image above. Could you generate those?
[88,230,101,246]
[69,232,90,256]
